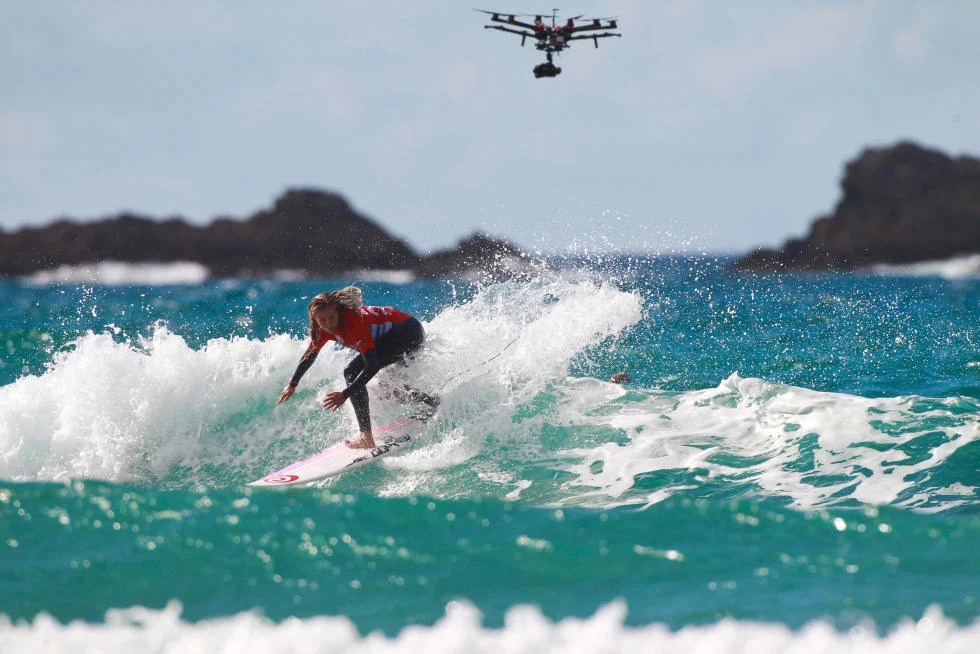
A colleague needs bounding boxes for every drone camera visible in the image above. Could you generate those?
[533,62,562,78]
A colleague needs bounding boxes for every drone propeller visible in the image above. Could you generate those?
[474,8,547,18]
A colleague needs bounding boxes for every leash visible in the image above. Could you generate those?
[440,337,519,391]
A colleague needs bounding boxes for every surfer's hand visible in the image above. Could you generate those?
[322,391,346,411]
[277,385,296,405]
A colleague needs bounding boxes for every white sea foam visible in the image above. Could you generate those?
[0,327,350,484]
[871,254,980,280]
[1,600,978,653]
[347,269,416,284]
[24,261,210,286]
[551,374,980,512]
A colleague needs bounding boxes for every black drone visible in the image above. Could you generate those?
[477,8,621,78]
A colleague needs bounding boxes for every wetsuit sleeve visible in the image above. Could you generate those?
[288,341,322,387]
[341,348,381,398]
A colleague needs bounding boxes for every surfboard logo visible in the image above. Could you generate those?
[344,456,370,468]
[263,474,300,484]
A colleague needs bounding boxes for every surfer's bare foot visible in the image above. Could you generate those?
[345,432,376,449]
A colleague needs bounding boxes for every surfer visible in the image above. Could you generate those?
[277,286,439,449]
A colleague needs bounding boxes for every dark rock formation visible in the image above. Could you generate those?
[414,233,542,280]
[0,188,538,280]
[733,142,980,272]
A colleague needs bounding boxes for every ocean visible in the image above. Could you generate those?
[1,255,978,652]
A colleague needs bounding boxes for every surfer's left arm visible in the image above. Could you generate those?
[322,348,381,411]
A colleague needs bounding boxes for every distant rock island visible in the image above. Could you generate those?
[0,189,537,280]
[734,142,980,272]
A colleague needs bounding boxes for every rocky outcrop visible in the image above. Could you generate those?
[413,233,542,280]
[733,142,980,271]
[0,189,539,280]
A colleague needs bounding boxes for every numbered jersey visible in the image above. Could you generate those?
[313,306,412,354]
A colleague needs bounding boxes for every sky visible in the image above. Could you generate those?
[2,1,979,255]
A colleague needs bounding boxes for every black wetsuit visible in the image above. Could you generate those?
[289,313,438,432]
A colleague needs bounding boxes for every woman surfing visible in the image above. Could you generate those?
[277,286,439,449]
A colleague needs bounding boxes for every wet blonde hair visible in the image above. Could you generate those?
[308,286,363,340]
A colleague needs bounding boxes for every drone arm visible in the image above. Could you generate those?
[564,21,619,34]
[567,32,621,47]
[484,24,536,47]
[484,25,537,43]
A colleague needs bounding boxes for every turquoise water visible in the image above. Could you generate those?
[1,257,978,650]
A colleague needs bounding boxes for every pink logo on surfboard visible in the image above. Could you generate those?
[263,474,300,484]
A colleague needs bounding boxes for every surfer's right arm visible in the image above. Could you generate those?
[277,340,322,404]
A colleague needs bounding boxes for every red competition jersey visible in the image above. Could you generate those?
[312,306,411,354]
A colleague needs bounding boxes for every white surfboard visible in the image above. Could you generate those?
[248,416,426,487]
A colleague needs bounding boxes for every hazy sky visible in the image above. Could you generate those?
[2,1,978,255]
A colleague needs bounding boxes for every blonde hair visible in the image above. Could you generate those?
[308,286,363,340]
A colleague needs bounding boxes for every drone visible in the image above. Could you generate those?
[477,8,621,78]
